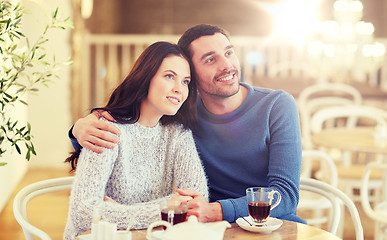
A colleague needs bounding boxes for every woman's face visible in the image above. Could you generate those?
[140,55,191,125]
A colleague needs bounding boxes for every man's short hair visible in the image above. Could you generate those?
[177,24,229,59]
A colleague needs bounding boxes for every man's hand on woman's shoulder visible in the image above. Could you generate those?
[72,111,120,153]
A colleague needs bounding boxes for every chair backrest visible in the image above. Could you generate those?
[310,104,387,133]
[300,178,364,240]
[13,176,74,240]
[301,150,338,187]
[361,162,387,224]
[298,82,363,149]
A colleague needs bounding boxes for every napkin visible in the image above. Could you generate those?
[78,221,132,240]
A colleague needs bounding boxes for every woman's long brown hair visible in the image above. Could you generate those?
[65,42,197,171]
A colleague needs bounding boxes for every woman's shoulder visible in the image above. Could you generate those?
[161,123,193,137]
[100,117,128,131]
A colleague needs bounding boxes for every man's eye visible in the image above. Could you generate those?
[205,57,215,63]
[226,50,233,56]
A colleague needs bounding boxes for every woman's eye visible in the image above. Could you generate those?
[183,79,190,85]
[166,74,174,79]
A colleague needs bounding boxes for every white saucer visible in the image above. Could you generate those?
[236,216,283,233]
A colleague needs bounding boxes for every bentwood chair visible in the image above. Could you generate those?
[13,176,74,240]
[297,82,363,150]
[298,150,338,229]
[361,162,387,240]
[310,104,387,203]
[300,178,364,240]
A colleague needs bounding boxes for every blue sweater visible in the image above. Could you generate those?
[193,83,304,223]
[69,82,305,224]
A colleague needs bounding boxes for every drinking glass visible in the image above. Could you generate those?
[246,187,281,225]
[160,200,188,226]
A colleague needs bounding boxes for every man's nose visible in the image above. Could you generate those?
[218,56,233,71]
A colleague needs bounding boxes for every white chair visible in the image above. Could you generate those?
[310,104,387,202]
[298,150,339,229]
[311,105,387,133]
[300,177,364,240]
[361,162,387,240]
[13,176,74,240]
[297,82,363,150]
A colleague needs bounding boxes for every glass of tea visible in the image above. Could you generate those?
[246,187,281,226]
[160,200,188,227]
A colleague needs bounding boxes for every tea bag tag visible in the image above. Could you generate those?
[168,209,175,224]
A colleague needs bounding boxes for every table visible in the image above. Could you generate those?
[312,127,387,155]
[80,220,340,240]
[312,126,387,201]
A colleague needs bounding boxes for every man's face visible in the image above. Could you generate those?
[190,33,241,99]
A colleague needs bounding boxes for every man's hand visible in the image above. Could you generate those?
[177,189,223,223]
[72,110,120,153]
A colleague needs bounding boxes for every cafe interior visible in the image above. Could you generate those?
[1,0,387,239]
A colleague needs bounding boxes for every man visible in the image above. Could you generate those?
[70,24,304,224]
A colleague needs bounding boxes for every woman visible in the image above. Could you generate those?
[64,42,208,240]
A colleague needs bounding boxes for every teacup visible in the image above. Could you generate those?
[246,187,281,225]
[160,200,188,226]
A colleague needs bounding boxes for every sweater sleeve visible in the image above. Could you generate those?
[217,92,303,223]
[68,125,82,151]
[266,92,302,219]
[64,137,174,239]
[173,129,208,200]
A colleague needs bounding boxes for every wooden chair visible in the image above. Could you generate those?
[13,176,74,240]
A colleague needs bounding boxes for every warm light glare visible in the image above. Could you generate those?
[375,43,387,57]
[262,0,321,44]
[306,0,385,80]
[346,44,358,53]
[361,43,386,58]
[334,0,363,12]
[350,1,363,12]
[355,21,374,35]
[341,23,354,37]
[321,21,340,36]
[324,45,336,57]
[334,0,349,12]
[307,41,324,55]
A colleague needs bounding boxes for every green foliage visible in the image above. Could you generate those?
[0,1,73,166]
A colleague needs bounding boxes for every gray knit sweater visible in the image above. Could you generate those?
[64,121,208,240]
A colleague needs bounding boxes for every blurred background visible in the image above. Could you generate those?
[1,1,387,239]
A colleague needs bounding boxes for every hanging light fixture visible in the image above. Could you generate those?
[306,0,385,83]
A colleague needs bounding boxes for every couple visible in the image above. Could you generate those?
[64,24,304,239]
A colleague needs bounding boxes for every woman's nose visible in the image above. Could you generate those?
[173,82,183,93]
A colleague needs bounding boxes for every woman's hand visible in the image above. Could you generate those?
[104,196,117,203]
